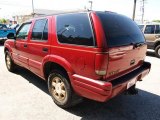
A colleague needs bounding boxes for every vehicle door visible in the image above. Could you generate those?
[144,25,156,43]
[0,24,7,38]
[13,22,31,69]
[155,25,160,40]
[28,18,50,76]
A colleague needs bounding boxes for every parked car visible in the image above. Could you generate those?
[138,23,160,57]
[10,24,20,31]
[4,11,151,108]
[0,24,16,43]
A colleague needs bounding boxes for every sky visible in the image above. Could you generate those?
[0,0,159,21]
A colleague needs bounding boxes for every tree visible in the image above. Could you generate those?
[152,20,160,23]
[0,18,7,24]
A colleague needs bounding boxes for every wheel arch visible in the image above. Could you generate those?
[4,45,12,54]
[42,55,74,81]
[7,32,14,38]
[154,40,160,49]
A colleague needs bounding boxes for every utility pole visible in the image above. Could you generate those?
[89,1,93,10]
[132,0,137,21]
[32,0,35,17]
[141,0,146,23]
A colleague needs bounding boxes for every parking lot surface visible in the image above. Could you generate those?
[0,45,160,120]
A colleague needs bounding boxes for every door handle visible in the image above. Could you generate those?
[42,47,48,52]
[24,44,27,48]
[155,35,160,38]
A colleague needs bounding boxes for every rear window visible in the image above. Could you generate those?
[155,25,160,34]
[56,13,95,46]
[96,12,145,47]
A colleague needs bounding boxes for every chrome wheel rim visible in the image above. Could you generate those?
[51,77,66,101]
[6,55,11,69]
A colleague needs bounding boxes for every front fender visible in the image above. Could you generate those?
[4,41,12,53]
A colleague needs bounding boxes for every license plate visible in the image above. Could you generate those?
[127,79,136,89]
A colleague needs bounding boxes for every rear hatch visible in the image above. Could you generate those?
[96,12,147,81]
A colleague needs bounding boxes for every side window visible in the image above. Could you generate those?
[31,19,48,41]
[155,25,160,34]
[144,25,155,34]
[56,13,94,46]
[43,20,48,40]
[16,23,31,40]
[0,25,3,29]
[0,25,7,30]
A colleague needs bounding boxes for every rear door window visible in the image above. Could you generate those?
[144,25,155,34]
[56,13,95,46]
[155,25,160,34]
[96,12,145,47]
[31,19,48,41]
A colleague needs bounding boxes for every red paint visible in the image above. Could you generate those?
[4,11,151,102]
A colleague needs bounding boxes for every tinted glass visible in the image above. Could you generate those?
[31,19,48,40]
[17,23,31,40]
[56,13,94,46]
[144,25,155,34]
[0,24,7,29]
[155,25,160,34]
[97,12,145,47]
[42,20,48,40]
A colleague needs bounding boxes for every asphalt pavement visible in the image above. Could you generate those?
[0,45,160,120]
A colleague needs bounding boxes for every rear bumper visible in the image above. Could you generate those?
[72,62,151,102]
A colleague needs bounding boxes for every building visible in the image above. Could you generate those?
[13,9,65,23]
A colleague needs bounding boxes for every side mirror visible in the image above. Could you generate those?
[7,33,16,40]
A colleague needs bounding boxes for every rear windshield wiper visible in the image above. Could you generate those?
[130,42,146,49]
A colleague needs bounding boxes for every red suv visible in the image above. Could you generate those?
[4,11,151,108]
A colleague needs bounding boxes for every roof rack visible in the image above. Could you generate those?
[33,9,91,18]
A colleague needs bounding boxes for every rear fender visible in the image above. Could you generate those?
[42,55,74,77]
[154,39,160,49]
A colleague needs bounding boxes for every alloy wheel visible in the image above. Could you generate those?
[6,54,11,70]
[51,76,67,102]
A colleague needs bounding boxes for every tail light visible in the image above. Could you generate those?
[95,54,108,76]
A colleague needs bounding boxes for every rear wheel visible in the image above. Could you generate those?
[48,70,82,108]
[5,51,16,72]
[155,45,160,58]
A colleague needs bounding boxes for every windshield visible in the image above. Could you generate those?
[96,12,145,47]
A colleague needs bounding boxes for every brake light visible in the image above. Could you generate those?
[95,54,108,76]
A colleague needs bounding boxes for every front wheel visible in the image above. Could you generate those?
[155,45,160,58]
[48,70,82,108]
[5,51,16,72]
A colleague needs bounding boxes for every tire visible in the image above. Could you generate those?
[5,51,16,72]
[155,45,160,58]
[48,70,82,108]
